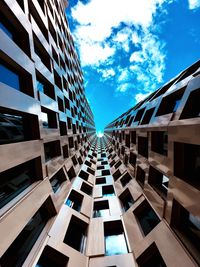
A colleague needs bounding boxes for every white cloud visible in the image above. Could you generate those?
[78,41,115,66]
[71,0,169,66]
[118,69,130,82]
[116,83,130,93]
[98,68,116,78]
[135,92,150,103]
[188,0,200,9]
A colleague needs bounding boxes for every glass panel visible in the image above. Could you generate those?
[105,234,128,256]
[0,63,20,91]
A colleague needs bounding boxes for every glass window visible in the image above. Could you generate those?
[0,199,53,267]
[93,200,110,218]
[0,62,20,91]
[104,221,128,256]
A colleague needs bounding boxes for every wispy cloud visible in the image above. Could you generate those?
[70,0,172,105]
[188,0,200,9]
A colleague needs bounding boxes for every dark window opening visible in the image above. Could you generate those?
[41,107,57,129]
[67,166,76,181]
[0,198,55,267]
[102,185,115,197]
[125,134,130,147]
[44,140,61,162]
[119,188,134,212]
[134,200,160,236]
[180,89,200,119]
[62,144,69,159]
[57,97,64,112]
[171,199,200,265]
[33,34,51,71]
[174,142,200,188]
[0,109,40,145]
[138,136,148,158]
[114,161,122,169]
[59,120,67,136]
[96,177,106,185]
[66,190,83,212]
[129,152,136,167]
[36,245,69,267]
[93,200,110,217]
[134,108,145,122]
[85,160,92,167]
[137,242,167,267]
[151,131,168,156]
[79,170,89,181]
[77,156,83,165]
[68,137,74,149]
[36,73,55,100]
[80,182,93,196]
[50,168,66,193]
[148,166,169,198]
[63,215,87,253]
[0,157,42,209]
[54,70,62,90]
[120,172,132,187]
[131,131,136,144]
[102,169,110,176]
[97,165,104,170]
[156,88,185,116]
[104,220,128,256]
[136,167,146,188]
[0,60,33,96]
[87,167,95,175]
[140,108,155,125]
[72,155,78,166]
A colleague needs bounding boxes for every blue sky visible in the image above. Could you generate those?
[66,0,200,133]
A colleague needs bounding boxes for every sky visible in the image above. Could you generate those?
[66,0,200,134]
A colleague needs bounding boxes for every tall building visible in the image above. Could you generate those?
[0,0,199,267]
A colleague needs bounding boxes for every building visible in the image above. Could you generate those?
[0,0,199,267]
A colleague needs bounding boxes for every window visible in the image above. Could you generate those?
[79,170,89,181]
[134,200,160,236]
[134,108,145,122]
[102,185,115,197]
[62,144,69,159]
[41,107,57,129]
[136,167,146,188]
[102,169,111,176]
[35,245,69,267]
[67,166,76,181]
[64,215,87,253]
[87,167,95,175]
[137,242,167,267]
[138,136,148,158]
[0,62,20,91]
[33,34,51,71]
[171,199,200,265]
[0,198,55,267]
[104,221,128,256]
[148,167,169,198]
[68,137,74,148]
[80,182,93,196]
[151,131,168,155]
[180,88,200,119]
[36,74,55,100]
[120,172,132,187]
[156,88,185,116]
[96,177,106,185]
[140,108,155,125]
[131,131,136,144]
[119,188,134,212]
[50,168,66,193]
[174,142,200,188]
[0,157,42,209]
[129,152,136,167]
[114,161,122,169]
[0,110,40,145]
[59,120,67,136]
[93,200,110,217]
[44,140,61,162]
[66,190,83,212]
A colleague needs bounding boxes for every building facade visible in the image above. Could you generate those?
[0,0,200,267]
